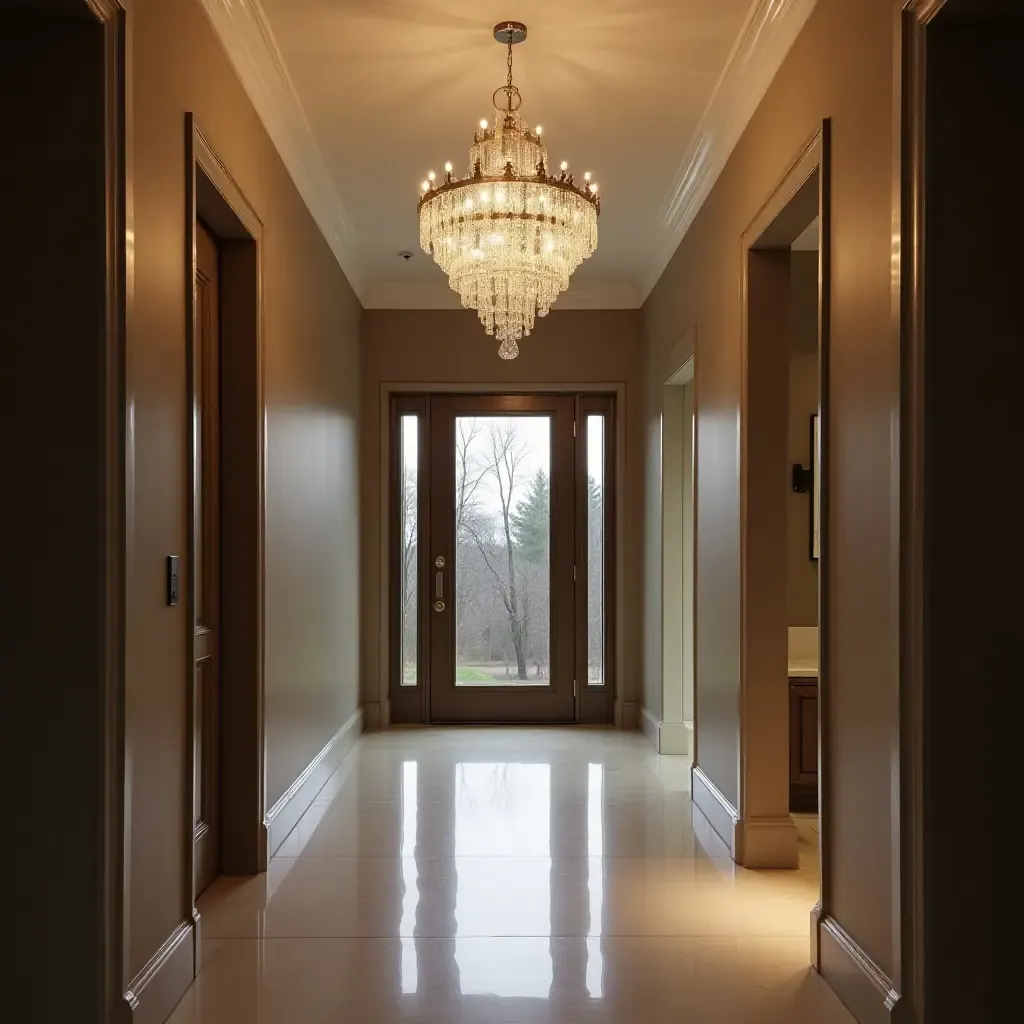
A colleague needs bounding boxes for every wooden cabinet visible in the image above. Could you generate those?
[789,677,818,813]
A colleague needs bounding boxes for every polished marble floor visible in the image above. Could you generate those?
[169,728,851,1023]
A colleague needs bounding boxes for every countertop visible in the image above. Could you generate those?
[788,659,819,679]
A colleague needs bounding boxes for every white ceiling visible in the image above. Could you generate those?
[202,0,817,308]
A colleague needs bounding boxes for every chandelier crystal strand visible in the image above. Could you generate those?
[417,21,600,359]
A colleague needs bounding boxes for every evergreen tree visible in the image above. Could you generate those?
[510,469,549,563]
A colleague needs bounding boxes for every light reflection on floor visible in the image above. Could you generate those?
[170,728,849,1023]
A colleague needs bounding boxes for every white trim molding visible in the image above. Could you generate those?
[263,707,363,857]
[642,708,692,754]
[122,919,195,1024]
[642,0,818,300]
[195,0,365,301]
[198,0,816,311]
[817,912,907,1024]
[692,765,740,858]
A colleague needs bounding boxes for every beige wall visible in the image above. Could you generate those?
[651,376,695,730]
[642,0,897,982]
[127,0,360,981]
[359,309,643,720]
[788,250,819,626]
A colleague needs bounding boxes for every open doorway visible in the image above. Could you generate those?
[787,215,821,864]
[725,124,830,894]
[646,351,695,754]
[185,117,268,902]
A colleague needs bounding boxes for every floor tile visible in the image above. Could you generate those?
[174,729,842,1023]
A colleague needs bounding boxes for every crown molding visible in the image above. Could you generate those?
[197,0,365,301]
[641,0,817,302]
[200,0,815,311]
[364,277,640,311]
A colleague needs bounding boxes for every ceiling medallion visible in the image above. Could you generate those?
[417,21,600,359]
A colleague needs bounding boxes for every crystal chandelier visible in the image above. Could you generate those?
[417,21,600,359]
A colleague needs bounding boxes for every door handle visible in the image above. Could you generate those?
[435,570,444,599]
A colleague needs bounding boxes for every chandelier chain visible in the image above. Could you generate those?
[506,35,514,92]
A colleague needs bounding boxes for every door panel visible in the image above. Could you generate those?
[193,221,221,894]
[429,395,576,723]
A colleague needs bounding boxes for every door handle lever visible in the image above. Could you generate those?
[435,570,444,599]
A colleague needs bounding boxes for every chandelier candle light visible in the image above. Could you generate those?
[417,21,600,359]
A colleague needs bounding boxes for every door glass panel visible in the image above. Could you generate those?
[453,415,551,686]
[587,415,605,685]
[400,414,418,686]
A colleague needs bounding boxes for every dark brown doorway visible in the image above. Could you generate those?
[193,221,222,894]
[391,393,615,725]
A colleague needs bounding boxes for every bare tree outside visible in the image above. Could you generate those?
[401,411,606,689]
[454,416,551,684]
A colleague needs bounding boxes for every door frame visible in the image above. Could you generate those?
[377,382,626,730]
[426,393,577,724]
[185,117,268,913]
[727,123,831,872]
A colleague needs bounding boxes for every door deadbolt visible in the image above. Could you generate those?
[434,555,445,568]
[433,599,445,613]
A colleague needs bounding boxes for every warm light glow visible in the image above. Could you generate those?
[591,183,599,193]
[416,41,599,359]
[428,170,436,182]
[421,180,430,192]
[584,171,591,181]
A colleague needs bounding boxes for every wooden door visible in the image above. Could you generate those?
[427,395,577,723]
[193,222,222,894]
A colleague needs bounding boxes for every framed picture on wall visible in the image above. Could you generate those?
[810,413,820,561]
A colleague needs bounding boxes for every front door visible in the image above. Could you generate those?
[193,221,221,894]
[427,395,576,723]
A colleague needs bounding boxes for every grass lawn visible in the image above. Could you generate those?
[455,665,495,682]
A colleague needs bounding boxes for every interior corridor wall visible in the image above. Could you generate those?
[787,250,820,626]
[359,309,643,725]
[126,0,361,984]
[642,0,898,991]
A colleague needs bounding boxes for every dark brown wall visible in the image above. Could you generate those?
[127,0,360,980]
[923,13,1021,1019]
[10,15,109,1020]
[642,0,896,979]
[359,309,643,723]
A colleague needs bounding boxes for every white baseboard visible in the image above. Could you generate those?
[691,764,740,858]
[738,816,799,868]
[817,911,906,1024]
[691,765,797,868]
[122,918,195,1024]
[362,700,383,731]
[660,720,692,754]
[641,706,661,750]
[263,706,363,857]
[641,709,692,754]
[615,699,641,729]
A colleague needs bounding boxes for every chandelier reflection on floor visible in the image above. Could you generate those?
[417,21,600,359]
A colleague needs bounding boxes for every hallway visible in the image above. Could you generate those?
[170,729,850,1023]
